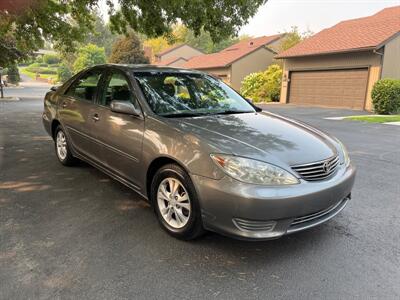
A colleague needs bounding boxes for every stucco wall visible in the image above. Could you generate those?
[279,51,383,111]
[230,47,276,91]
[381,34,400,79]
[199,67,231,85]
[160,45,203,61]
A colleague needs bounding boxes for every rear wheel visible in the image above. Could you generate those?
[151,164,205,240]
[54,125,77,166]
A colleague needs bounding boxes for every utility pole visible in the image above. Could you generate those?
[0,67,4,99]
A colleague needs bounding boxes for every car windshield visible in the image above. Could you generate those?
[134,72,255,117]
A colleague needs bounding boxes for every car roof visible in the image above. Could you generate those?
[94,63,205,75]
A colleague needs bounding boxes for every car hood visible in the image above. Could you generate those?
[169,112,338,166]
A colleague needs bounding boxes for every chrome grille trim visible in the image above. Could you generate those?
[291,155,339,181]
[291,200,344,226]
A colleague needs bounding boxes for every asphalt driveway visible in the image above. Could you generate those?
[1,88,399,299]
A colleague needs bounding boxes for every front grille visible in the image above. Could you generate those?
[291,199,345,226]
[233,218,276,232]
[291,155,339,181]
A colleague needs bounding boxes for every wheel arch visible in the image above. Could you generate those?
[146,156,191,200]
[51,119,61,140]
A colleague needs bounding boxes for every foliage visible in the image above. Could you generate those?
[57,63,73,83]
[240,72,268,103]
[83,13,118,56]
[263,64,283,101]
[29,62,48,68]
[73,44,106,73]
[240,64,283,103]
[1,0,265,66]
[143,37,172,58]
[371,79,400,114]
[172,24,244,53]
[35,55,44,64]
[280,26,313,51]
[7,65,20,83]
[43,54,60,64]
[24,66,57,74]
[108,32,149,64]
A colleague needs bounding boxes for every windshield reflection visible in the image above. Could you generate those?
[134,72,255,117]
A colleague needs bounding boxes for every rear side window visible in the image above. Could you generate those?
[66,71,102,102]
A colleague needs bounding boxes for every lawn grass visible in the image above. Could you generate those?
[345,115,400,123]
[19,67,58,82]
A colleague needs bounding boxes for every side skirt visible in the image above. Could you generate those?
[73,151,149,202]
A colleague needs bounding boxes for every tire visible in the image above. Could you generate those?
[54,125,77,166]
[151,163,205,240]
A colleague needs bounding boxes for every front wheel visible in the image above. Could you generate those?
[151,164,205,240]
[54,125,77,166]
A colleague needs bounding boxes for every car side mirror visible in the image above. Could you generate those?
[50,85,59,92]
[110,100,141,116]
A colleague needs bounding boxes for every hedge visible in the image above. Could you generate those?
[372,79,400,114]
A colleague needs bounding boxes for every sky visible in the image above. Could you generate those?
[239,0,399,36]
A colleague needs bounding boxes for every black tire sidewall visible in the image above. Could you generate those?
[151,164,203,239]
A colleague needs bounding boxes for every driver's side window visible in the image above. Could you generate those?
[100,72,137,107]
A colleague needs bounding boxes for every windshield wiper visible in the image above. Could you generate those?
[210,110,253,115]
[162,112,207,118]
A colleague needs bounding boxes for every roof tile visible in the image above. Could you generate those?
[184,34,284,69]
[277,6,400,58]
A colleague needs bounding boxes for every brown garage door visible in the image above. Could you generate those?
[288,69,369,109]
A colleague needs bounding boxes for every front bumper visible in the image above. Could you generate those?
[192,164,356,240]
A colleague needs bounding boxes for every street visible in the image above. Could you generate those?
[1,84,399,299]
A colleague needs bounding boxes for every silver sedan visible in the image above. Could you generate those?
[43,64,356,240]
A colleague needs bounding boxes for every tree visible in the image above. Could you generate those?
[7,65,20,84]
[108,32,149,64]
[0,0,265,65]
[57,63,73,83]
[73,44,106,73]
[280,26,313,51]
[83,13,118,56]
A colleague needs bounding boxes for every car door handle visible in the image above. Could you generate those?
[92,114,100,122]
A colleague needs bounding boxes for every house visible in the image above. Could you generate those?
[183,34,285,90]
[276,6,400,110]
[155,44,204,67]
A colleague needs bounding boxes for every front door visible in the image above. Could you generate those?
[59,69,104,162]
[92,70,144,188]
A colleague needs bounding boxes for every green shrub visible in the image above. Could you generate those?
[29,62,48,68]
[35,55,43,63]
[372,79,400,114]
[73,44,106,73]
[240,72,268,103]
[264,64,282,101]
[7,65,20,83]
[43,53,61,65]
[57,64,73,83]
[240,64,283,103]
[25,66,57,74]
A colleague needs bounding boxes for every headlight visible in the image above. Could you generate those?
[210,154,299,185]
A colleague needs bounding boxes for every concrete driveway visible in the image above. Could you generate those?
[1,89,399,299]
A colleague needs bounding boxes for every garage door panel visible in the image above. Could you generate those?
[288,69,368,109]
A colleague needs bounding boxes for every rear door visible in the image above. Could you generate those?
[59,69,104,162]
[91,69,145,187]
